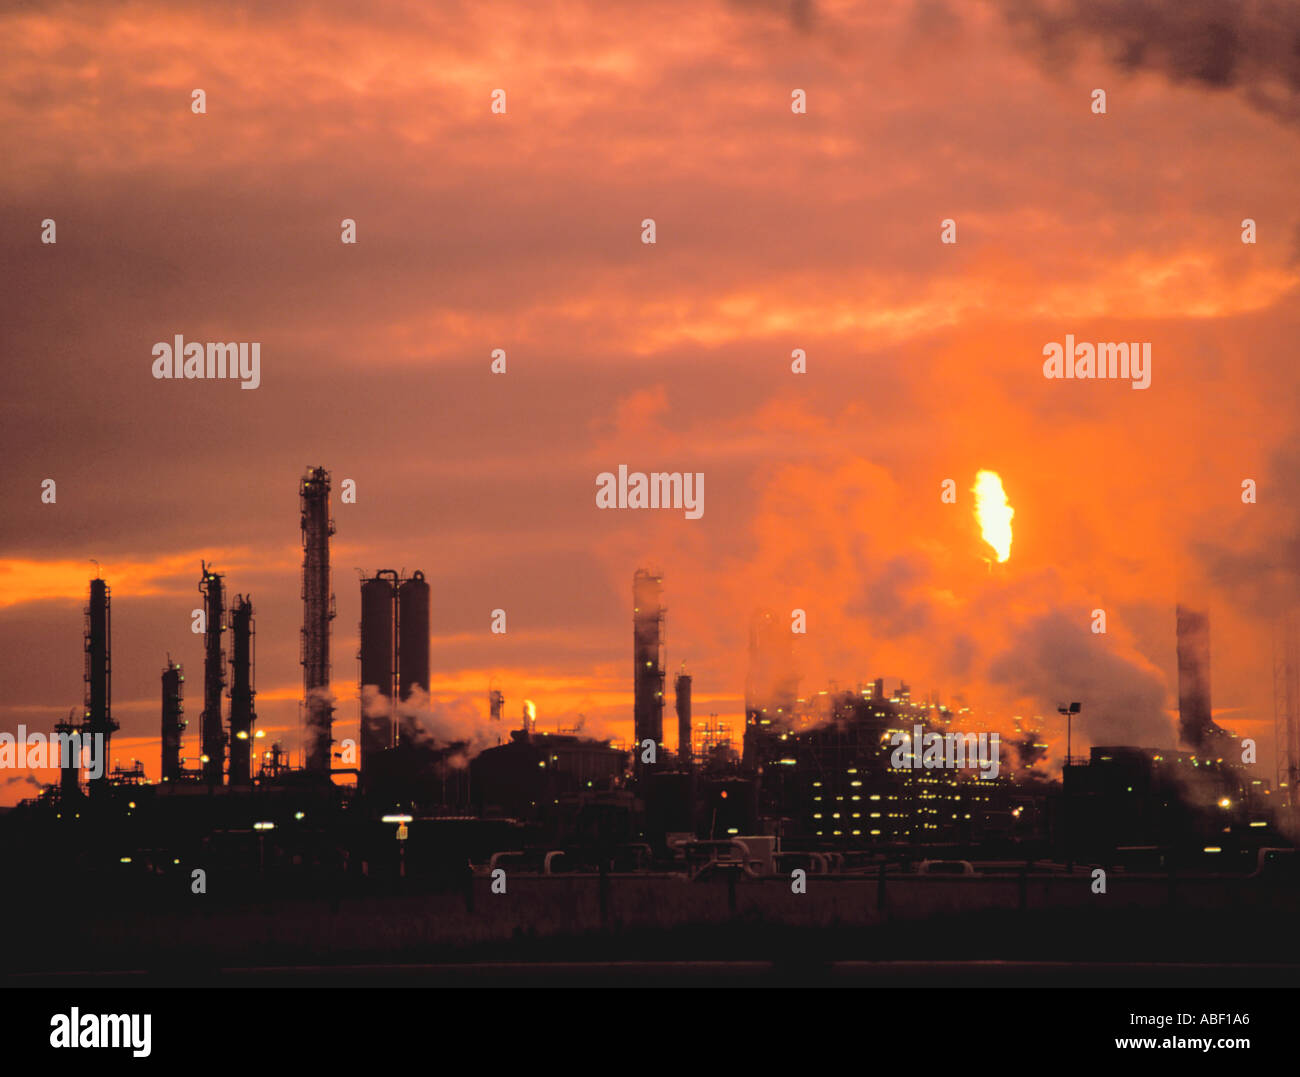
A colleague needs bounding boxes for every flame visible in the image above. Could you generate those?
[973,470,1013,563]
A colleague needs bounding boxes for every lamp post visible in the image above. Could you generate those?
[254,821,274,874]
[382,814,413,879]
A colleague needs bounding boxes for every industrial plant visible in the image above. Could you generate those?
[2,467,1298,976]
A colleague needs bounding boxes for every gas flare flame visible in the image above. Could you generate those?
[973,470,1013,563]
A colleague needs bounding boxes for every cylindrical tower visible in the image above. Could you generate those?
[300,467,336,773]
[1176,605,1218,751]
[199,564,226,784]
[161,659,185,782]
[360,571,398,779]
[397,571,430,701]
[228,596,256,786]
[675,671,692,770]
[633,569,665,778]
[83,576,116,800]
[397,570,430,747]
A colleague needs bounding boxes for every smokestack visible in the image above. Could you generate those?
[489,688,504,722]
[160,658,184,782]
[633,570,665,777]
[359,570,398,779]
[83,576,116,800]
[397,570,431,744]
[199,564,226,784]
[228,596,256,786]
[676,670,692,769]
[1177,605,1226,752]
[300,467,336,774]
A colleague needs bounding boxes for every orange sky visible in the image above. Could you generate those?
[4,0,1300,805]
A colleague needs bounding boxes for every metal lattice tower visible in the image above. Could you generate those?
[700,715,731,759]
[300,467,336,773]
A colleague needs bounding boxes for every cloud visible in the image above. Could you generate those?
[997,0,1300,125]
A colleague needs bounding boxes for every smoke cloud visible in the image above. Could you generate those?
[395,686,497,759]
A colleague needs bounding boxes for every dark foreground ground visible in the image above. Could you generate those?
[7,960,1298,989]
[4,870,1299,987]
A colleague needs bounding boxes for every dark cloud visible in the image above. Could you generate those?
[987,607,1173,748]
[997,0,1300,124]
[727,0,817,33]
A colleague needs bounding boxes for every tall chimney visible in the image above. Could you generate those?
[228,596,256,785]
[160,659,185,782]
[300,467,336,773]
[1177,605,1223,752]
[633,570,665,777]
[676,670,692,769]
[199,564,226,784]
[83,576,116,800]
